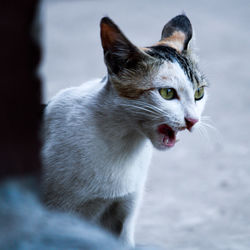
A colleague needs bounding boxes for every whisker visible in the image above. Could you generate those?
[202,122,217,131]
[197,116,223,145]
[200,124,210,141]
[119,101,165,116]
[119,103,160,117]
[132,101,165,114]
[200,117,221,139]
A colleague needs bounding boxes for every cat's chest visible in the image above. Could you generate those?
[113,140,152,185]
[84,138,153,198]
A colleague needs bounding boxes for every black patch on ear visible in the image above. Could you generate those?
[100,17,145,75]
[161,14,192,51]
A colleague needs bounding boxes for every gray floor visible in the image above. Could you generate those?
[41,0,250,249]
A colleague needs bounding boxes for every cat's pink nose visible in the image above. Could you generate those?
[185,117,198,131]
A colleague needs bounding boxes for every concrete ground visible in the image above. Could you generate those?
[41,0,250,249]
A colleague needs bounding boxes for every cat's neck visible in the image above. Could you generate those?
[91,78,148,154]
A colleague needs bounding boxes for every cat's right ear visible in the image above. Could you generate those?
[100,17,146,75]
[160,15,193,53]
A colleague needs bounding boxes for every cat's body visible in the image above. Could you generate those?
[42,15,208,246]
[42,78,152,242]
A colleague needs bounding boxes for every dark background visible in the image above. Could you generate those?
[0,0,41,180]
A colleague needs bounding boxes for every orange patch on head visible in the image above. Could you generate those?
[112,74,154,99]
[157,31,186,52]
[140,47,151,52]
[113,84,156,99]
[110,62,158,99]
[112,84,146,99]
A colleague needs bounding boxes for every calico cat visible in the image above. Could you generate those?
[41,15,208,246]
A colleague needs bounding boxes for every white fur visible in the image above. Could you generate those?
[42,78,154,246]
[43,78,152,199]
[42,60,207,245]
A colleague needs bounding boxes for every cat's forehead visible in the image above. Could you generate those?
[155,61,192,90]
[144,45,205,89]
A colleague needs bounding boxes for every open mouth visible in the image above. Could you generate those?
[157,124,177,148]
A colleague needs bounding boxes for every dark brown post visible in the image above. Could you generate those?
[0,0,42,180]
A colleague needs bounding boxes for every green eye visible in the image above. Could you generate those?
[159,88,177,100]
[194,86,205,101]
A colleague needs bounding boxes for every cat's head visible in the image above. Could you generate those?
[100,15,208,150]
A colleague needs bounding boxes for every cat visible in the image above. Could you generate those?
[41,15,208,246]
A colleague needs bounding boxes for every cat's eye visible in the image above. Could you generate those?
[194,86,205,101]
[159,88,177,100]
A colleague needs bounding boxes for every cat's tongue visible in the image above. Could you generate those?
[158,124,176,148]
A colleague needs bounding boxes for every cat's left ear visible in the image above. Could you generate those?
[159,15,193,53]
[100,17,149,75]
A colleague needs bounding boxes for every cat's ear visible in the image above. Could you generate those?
[159,15,192,53]
[100,17,147,74]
